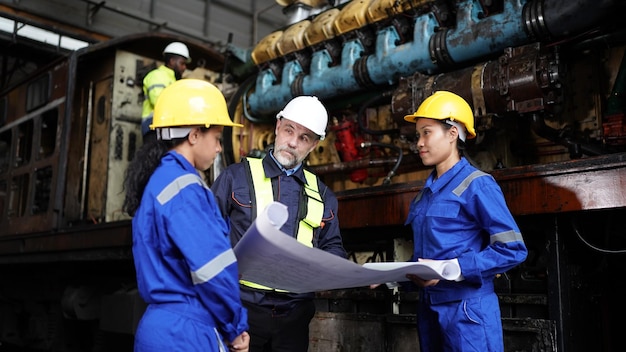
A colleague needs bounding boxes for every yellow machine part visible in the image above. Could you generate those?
[276,20,312,56]
[333,0,375,35]
[367,0,436,23]
[366,0,403,23]
[251,30,284,65]
[304,8,341,46]
[229,98,276,161]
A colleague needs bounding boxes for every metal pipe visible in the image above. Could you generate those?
[246,0,620,115]
[308,157,399,175]
[252,1,280,46]
[80,80,94,220]
[203,0,211,37]
[76,0,220,44]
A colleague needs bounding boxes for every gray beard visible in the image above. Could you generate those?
[273,147,301,169]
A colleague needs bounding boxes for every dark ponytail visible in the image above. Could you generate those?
[123,139,172,216]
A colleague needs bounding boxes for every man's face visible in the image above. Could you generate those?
[168,56,188,79]
[272,118,319,169]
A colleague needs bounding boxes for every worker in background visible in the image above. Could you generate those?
[141,41,190,143]
[403,91,528,352]
[211,96,347,352]
[123,79,249,352]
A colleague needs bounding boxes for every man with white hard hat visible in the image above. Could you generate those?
[141,41,191,143]
[212,95,347,351]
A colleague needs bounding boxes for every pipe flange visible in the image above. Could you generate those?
[429,28,454,69]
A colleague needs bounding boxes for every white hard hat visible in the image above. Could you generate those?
[276,96,328,140]
[163,42,191,62]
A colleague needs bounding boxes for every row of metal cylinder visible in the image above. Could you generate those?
[244,0,618,117]
[252,0,433,64]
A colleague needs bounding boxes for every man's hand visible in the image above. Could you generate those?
[406,258,440,287]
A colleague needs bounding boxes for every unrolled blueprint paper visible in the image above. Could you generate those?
[233,201,461,293]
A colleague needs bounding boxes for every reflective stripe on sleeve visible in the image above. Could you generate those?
[490,230,524,244]
[191,248,237,285]
[157,174,205,205]
[146,83,167,94]
[452,170,489,197]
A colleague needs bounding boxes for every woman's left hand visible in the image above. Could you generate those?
[406,274,439,287]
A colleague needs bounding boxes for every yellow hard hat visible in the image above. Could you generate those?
[151,79,243,130]
[404,91,476,140]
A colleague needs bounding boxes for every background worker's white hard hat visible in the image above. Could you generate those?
[163,42,191,63]
[276,96,328,140]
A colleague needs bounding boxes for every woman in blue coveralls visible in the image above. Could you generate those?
[123,79,249,352]
[403,91,528,352]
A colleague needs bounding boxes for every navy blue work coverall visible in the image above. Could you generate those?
[211,153,346,351]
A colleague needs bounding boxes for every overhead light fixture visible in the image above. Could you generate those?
[0,16,89,51]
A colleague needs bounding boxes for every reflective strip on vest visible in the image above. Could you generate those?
[240,157,323,291]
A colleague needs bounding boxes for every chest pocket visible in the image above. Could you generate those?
[426,201,460,219]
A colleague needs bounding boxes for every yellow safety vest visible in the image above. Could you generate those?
[240,157,324,291]
[141,66,176,119]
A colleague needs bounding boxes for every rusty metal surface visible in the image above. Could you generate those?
[336,153,626,228]
[0,221,132,263]
[493,152,626,215]
[336,180,424,229]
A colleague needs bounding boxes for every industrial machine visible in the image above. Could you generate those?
[1,0,626,351]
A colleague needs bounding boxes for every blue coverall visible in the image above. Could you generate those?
[405,157,528,352]
[132,151,248,351]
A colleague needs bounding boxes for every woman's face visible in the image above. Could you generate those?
[415,118,457,167]
[272,118,319,169]
[193,126,223,171]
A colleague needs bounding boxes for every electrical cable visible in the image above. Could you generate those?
[571,216,626,254]
[361,141,403,185]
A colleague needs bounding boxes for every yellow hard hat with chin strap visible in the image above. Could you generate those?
[151,79,243,140]
[404,91,476,141]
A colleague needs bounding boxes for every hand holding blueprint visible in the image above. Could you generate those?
[233,202,461,293]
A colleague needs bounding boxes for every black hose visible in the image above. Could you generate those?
[357,91,399,136]
[361,141,403,185]
[529,113,608,157]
